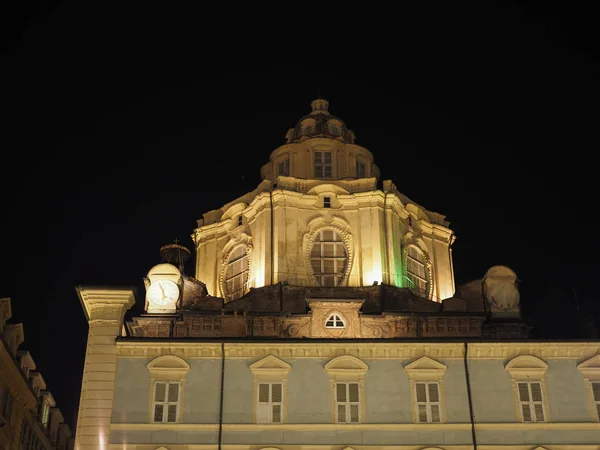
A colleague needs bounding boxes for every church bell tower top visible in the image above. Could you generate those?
[311,98,330,115]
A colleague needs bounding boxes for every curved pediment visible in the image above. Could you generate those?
[578,354,600,379]
[405,356,447,381]
[505,355,548,379]
[147,355,191,380]
[154,447,170,450]
[325,355,368,374]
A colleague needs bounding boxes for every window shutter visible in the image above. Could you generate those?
[350,404,359,422]
[272,404,281,423]
[521,404,532,422]
[415,383,427,402]
[271,383,282,402]
[428,383,439,402]
[349,383,359,402]
[155,382,166,402]
[530,382,542,402]
[167,405,178,422]
[168,383,179,402]
[430,404,440,423]
[154,404,164,422]
[337,404,346,423]
[517,383,529,401]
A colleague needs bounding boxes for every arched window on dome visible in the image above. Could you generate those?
[310,230,348,286]
[225,246,249,301]
[406,245,429,297]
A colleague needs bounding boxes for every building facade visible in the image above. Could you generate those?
[0,298,74,450]
[74,99,600,450]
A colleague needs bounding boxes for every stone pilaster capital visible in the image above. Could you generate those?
[75,286,136,323]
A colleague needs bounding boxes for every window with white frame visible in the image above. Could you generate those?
[310,230,347,286]
[415,382,441,423]
[277,158,289,177]
[517,381,546,422]
[249,354,291,424]
[356,160,366,178]
[225,246,249,301]
[335,382,360,423]
[406,245,429,297]
[325,314,345,328]
[257,382,283,423]
[505,355,549,423]
[577,354,600,421]
[405,355,447,424]
[314,151,333,179]
[152,381,180,423]
[325,355,368,424]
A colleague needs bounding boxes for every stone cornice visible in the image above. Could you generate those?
[109,421,600,431]
[76,286,136,323]
[115,341,600,360]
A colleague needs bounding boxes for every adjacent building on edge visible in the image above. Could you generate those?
[74,99,600,450]
[1,297,74,450]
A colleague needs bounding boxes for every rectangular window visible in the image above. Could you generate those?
[517,381,545,422]
[237,215,243,226]
[314,151,333,179]
[335,382,360,423]
[257,382,283,423]
[323,196,331,208]
[41,401,50,427]
[356,160,366,178]
[277,158,290,177]
[153,381,180,423]
[592,382,600,419]
[415,382,441,423]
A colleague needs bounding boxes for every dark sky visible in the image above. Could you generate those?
[1,1,599,431]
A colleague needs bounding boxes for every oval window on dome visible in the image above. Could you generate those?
[329,124,340,135]
[310,230,348,286]
[224,246,249,301]
[406,245,429,297]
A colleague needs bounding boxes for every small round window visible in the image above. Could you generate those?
[310,230,348,286]
[325,313,345,328]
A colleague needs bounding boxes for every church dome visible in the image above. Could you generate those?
[285,98,356,144]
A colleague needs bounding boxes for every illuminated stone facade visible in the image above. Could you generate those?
[74,99,600,450]
[0,298,73,450]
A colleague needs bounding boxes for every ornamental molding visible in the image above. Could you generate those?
[115,341,600,361]
[577,354,600,380]
[405,356,448,381]
[505,355,548,380]
[324,355,369,379]
[303,215,354,287]
[108,421,600,431]
[146,355,191,381]
[249,354,292,378]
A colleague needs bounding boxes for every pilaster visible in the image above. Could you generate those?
[74,287,135,450]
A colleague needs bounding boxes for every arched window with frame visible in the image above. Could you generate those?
[310,230,348,286]
[225,246,249,301]
[406,245,429,297]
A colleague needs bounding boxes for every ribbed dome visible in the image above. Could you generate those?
[285,98,356,144]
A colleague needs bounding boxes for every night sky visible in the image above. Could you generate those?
[1,1,599,432]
